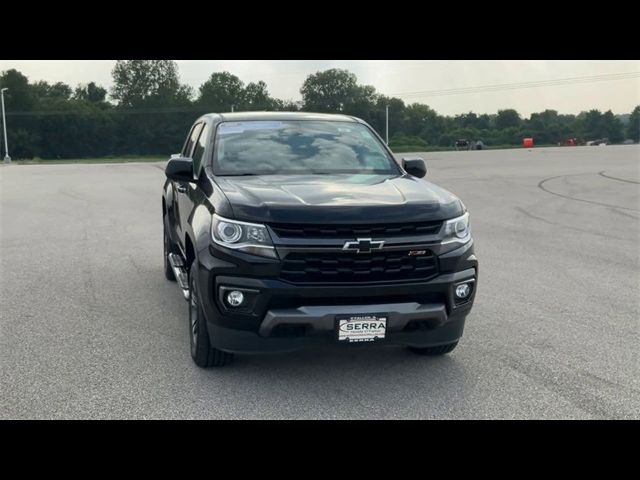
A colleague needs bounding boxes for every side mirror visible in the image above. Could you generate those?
[402,157,427,178]
[165,157,193,182]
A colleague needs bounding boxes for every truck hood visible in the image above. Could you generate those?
[213,173,463,224]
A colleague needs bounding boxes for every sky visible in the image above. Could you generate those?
[1,60,638,116]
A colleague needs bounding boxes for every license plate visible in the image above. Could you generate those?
[336,314,387,343]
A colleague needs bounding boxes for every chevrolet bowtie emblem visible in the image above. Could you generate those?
[342,238,385,254]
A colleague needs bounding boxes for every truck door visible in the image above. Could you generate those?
[177,122,210,249]
[174,122,203,252]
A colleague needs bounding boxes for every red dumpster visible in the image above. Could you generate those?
[522,137,534,148]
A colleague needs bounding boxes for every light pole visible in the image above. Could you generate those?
[1,88,10,163]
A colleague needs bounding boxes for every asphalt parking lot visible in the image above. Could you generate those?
[1,145,638,419]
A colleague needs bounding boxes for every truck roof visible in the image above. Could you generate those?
[202,111,360,123]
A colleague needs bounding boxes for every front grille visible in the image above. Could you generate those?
[280,249,438,283]
[270,221,442,239]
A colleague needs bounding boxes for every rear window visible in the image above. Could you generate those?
[213,120,398,176]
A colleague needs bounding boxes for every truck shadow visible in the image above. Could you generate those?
[195,345,472,418]
[232,343,455,370]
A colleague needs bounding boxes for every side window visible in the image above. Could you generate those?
[182,123,203,158]
[192,123,210,176]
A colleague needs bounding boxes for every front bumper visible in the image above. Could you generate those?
[194,240,478,354]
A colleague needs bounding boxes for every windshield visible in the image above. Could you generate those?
[213,120,399,175]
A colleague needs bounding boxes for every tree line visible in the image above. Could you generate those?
[1,60,638,159]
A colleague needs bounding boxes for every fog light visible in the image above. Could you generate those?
[226,290,244,307]
[455,283,470,299]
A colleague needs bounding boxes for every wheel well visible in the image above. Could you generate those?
[184,234,195,269]
[162,197,166,217]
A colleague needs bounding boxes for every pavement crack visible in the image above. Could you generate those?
[127,255,144,276]
[537,173,640,212]
[607,208,640,220]
[599,171,640,185]
[485,347,637,419]
[81,223,99,310]
[514,206,621,240]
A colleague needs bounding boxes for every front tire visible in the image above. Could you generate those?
[188,264,234,368]
[408,341,458,356]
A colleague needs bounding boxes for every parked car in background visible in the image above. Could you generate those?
[455,139,485,150]
[586,138,609,146]
[455,139,470,150]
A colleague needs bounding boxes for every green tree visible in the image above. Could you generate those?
[273,99,301,111]
[495,109,521,129]
[301,68,356,112]
[450,127,480,143]
[558,113,576,141]
[73,82,108,104]
[601,110,624,142]
[454,112,479,129]
[240,81,277,111]
[35,98,116,158]
[496,126,523,145]
[198,71,244,111]
[111,60,182,107]
[627,106,640,142]
[2,65,636,159]
[577,109,604,140]
[175,84,194,105]
[451,112,491,137]
[526,109,563,144]
[300,69,377,114]
[348,84,378,123]
[404,103,445,145]
[31,81,73,99]
[389,134,429,150]
[0,69,38,158]
[370,96,405,139]
[0,69,34,110]
[110,61,194,155]
[477,114,491,130]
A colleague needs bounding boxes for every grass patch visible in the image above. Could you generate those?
[390,143,560,153]
[391,145,457,153]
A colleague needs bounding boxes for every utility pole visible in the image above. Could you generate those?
[1,88,10,163]
[231,105,234,112]
[385,104,389,145]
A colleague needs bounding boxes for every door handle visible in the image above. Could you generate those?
[175,184,187,193]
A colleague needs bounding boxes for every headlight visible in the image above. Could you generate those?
[211,214,276,258]
[216,221,243,243]
[442,212,471,244]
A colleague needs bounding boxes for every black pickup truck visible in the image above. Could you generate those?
[162,112,478,367]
